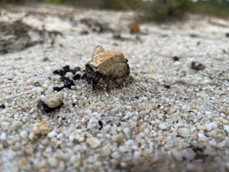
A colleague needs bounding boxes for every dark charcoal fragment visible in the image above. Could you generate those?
[133,96,139,99]
[63,65,71,72]
[164,84,171,89]
[71,67,81,74]
[61,77,74,88]
[225,33,229,38]
[53,69,66,76]
[172,56,179,61]
[42,57,49,62]
[40,101,63,113]
[53,86,64,92]
[0,104,5,109]
[98,120,103,130]
[73,73,81,80]
[80,30,89,35]
[191,61,206,71]
[189,34,199,38]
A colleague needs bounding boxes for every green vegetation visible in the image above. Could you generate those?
[139,0,192,22]
[0,0,228,21]
[190,0,229,18]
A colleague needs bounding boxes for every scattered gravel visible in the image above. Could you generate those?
[0,4,229,172]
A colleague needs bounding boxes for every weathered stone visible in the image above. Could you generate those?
[85,46,130,89]
[43,93,63,109]
[33,121,50,137]
[87,46,129,79]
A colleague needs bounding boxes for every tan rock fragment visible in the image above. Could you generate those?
[31,121,50,139]
[86,46,130,79]
[18,157,28,167]
[128,21,140,34]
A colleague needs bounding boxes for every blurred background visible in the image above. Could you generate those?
[0,0,229,22]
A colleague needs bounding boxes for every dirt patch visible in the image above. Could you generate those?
[0,20,62,54]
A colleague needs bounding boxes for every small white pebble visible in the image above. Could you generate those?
[198,132,208,141]
[86,137,101,148]
[0,132,6,140]
[11,121,23,131]
[48,157,58,167]
[223,125,229,133]
[48,131,57,138]
[159,123,167,130]
[43,93,63,108]
[178,127,190,138]
[205,122,217,131]
[20,130,28,139]
[111,151,120,159]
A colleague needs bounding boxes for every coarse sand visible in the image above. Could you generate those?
[0,4,229,172]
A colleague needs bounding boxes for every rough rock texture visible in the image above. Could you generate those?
[86,48,130,78]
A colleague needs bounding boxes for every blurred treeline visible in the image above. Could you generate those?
[0,0,229,21]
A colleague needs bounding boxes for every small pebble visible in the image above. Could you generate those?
[41,93,63,112]
[223,125,229,133]
[48,131,57,138]
[20,130,28,139]
[86,137,101,148]
[178,127,190,138]
[159,123,167,130]
[191,61,206,71]
[0,132,6,140]
[33,121,50,137]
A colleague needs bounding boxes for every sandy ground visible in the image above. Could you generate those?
[0,4,229,172]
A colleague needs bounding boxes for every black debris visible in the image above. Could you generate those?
[63,65,71,72]
[62,77,74,89]
[98,120,103,130]
[71,67,81,75]
[80,30,89,35]
[225,33,229,38]
[189,33,199,38]
[164,84,171,89]
[0,104,5,109]
[42,57,49,62]
[172,56,179,61]
[191,61,206,71]
[53,69,66,76]
[73,73,81,80]
[53,86,64,92]
[116,122,121,126]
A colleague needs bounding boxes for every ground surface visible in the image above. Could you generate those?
[0,4,229,172]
